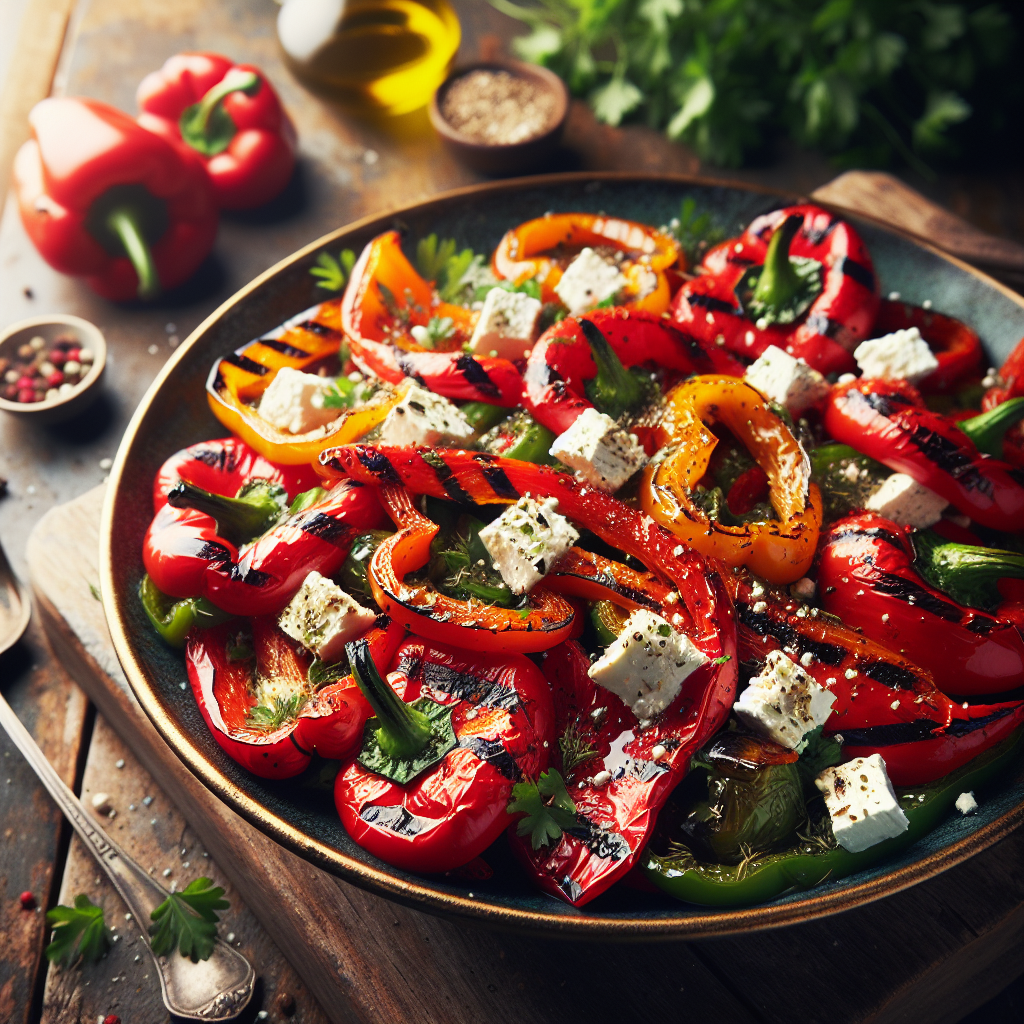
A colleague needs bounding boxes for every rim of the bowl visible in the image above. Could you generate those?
[429,59,570,150]
[0,313,106,414]
[100,171,1024,939]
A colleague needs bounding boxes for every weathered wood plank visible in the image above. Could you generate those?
[0,618,90,1024]
[41,712,329,1024]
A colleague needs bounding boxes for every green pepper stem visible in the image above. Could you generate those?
[580,318,643,420]
[346,640,433,759]
[914,530,1024,611]
[192,70,260,135]
[107,207,160,300]
[752,214,804,313]
[958,398,1024,457]
[166,479,281,546]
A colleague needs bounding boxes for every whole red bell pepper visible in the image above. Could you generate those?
[871,299,983,394]
[824,378,1024,533]
[144,437,387,615]
[818,512,1024,697]
[523,307,745,436]
[137,52,297,210]
[333,634,554,874]
[726,569,1024,784]
[341,231,524,407]
[186,617,402,779]
[671,204,879,376]
[363,482,577,653]
[13,97,218,301]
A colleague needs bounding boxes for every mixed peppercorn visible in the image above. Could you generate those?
[1,333,95,404]
[140,203,1024,909]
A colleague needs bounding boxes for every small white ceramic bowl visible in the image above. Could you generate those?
[0,314,107,425]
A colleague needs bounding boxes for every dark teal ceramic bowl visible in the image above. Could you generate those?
[101,174,1024,938]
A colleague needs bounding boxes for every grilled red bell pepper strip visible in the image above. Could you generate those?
[671,204,879,375]
[333,634,554,874]
[871,299,983,394]
[186,617,402,779]
[507,628,736,906]
[145,439,387,615]
[981,335,1024,468]
[365,482,577,653]
[341,231,523,406]
[725,570,1024,784]
[823,378,1024,533]
[523,307,745,436]
[137,52,297,210]
[491,212,681,313]
[818,512,1024,697]
[13,97,217,301]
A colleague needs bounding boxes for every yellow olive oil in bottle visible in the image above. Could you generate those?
[277,0,460,115]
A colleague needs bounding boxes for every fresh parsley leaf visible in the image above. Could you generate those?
[796,725,843,791]
[149,877,229,963]
[310,249,356,292]
[507,768,579,850]
[247,692,308,731]
[46,895,112,966]
[416,234,458,283]
[711,654,733,665]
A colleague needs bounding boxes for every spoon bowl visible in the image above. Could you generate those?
[0,538,31,654]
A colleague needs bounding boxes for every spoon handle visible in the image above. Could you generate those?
[0,691,254,1020]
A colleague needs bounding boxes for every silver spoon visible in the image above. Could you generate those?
[0,536,31,655]
[0,541,255,1020]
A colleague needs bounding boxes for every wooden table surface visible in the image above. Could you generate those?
[1,2,1022,1023]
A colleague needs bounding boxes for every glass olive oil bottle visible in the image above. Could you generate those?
[277,0,460,115]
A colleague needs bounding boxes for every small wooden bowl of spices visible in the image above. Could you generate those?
[0,314,107,425]
[430,60,569,176]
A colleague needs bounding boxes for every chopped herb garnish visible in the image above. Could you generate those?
[310,248,356,292]
[247,692,308,730]
[559,719,598,774]
[508,768,579,850]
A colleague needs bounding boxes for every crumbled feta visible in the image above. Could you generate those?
[477,496,579,595]
[791,577,816,602]
[955,791,978,815]
[733,649,836,750]
[467,288,543,360]
[815,753,909,853]
[257,367,341,435]
[376,381,474,447]
[744,345,829,415]
[853,327,939,384]
[588,609,709,719]
[277,571,377,664]
[554,247,627,314]
[865,473,947,529]
[549,407,647,492]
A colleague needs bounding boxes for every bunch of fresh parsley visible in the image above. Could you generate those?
[490,0,1020,170]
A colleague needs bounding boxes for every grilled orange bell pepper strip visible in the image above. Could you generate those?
[491,213,681,314]
[640,376,823,583]
[341,231,524,406]
[366,482,577,653]
[206,299,402,465]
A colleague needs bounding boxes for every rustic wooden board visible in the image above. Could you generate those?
[25,486,1024,1024]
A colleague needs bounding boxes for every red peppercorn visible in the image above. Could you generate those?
[48,349,67,367]
[18,388,36,403]
[103,1016,121,1024]
[66,348,82,363]
[3,384,18,400]
[47,371,64,387]
[19,891,36,910]
[16,375,35,390]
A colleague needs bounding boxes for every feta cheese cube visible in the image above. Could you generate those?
[854,327,939,384]
[744,345,829,415]
[468,288,543,360]
[955,791,978,815]
[554,247,627,314]
[257,367,341,435]
[478,496,579,595]
[278,571,377,664]
[864,472,947,529]
[549,407,647,492]
[815,753,910,853]
[733,650,836,750]
[376,381,474,447]
[588,609,709,719]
